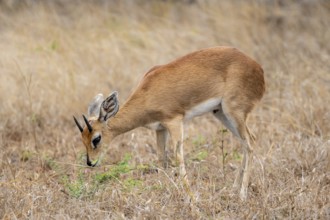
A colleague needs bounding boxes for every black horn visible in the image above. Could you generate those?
[83,115,93,133]
[73,116,83,133]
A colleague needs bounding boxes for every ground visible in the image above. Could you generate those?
[0,0,329,219]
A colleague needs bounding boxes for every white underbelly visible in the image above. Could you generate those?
[145,122,164,130]
[184,98,222,121]
[145,98,221,130]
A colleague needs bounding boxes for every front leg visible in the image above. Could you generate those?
[156,129,169,168]
[163,117,187,180]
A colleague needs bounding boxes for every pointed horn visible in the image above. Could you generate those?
[83,114,93,133]
[73,116,83,133]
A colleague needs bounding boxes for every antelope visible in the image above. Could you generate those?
[73,46,265,200]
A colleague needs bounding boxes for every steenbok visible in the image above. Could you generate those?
[74,46,265,200]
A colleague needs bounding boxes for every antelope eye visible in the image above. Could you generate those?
[92,135,101,148]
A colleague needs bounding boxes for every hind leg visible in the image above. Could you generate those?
[213,102,255,200]
[232,124,255,190]
[213,106,245,188]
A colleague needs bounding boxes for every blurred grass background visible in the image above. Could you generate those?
[0,0,329,219]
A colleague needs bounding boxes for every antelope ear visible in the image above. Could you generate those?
[88,94,104,117]
[99,91,119,122]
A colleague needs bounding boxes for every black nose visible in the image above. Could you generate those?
[86,156,96,167]
[87,160,93,167]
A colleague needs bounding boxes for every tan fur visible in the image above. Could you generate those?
[78,46,265,200]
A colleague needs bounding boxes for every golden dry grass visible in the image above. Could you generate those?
[0,0,329,219]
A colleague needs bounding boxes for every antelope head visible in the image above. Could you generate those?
[73,91,119,167]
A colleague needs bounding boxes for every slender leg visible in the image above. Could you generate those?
[163,117,187,181]
[232,126,255,196]
[239,138,253,200]
[246,125,256,143]
[163,117,196,201]
[233,150,246,189]
[156,129,169,168]
[213,102,254,200]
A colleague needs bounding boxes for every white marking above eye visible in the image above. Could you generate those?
[92,132,101,140]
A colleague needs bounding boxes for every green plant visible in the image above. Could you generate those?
[63,172,86,199]
[232,149,242,161]
[20,150,34,162]
[191,150,208,162]
[61,154,135,199]
[43,156,59,171]
[50,40,59,51]
[192,134,206,147]
[123,178,143,190]
[94,154,133,184]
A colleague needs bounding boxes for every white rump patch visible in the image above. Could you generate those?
[184,98,222,121]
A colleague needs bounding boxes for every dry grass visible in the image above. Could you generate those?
[0,0,329,219]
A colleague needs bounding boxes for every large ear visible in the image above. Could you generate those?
[88,94,104,117]
[99,91,119,122]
